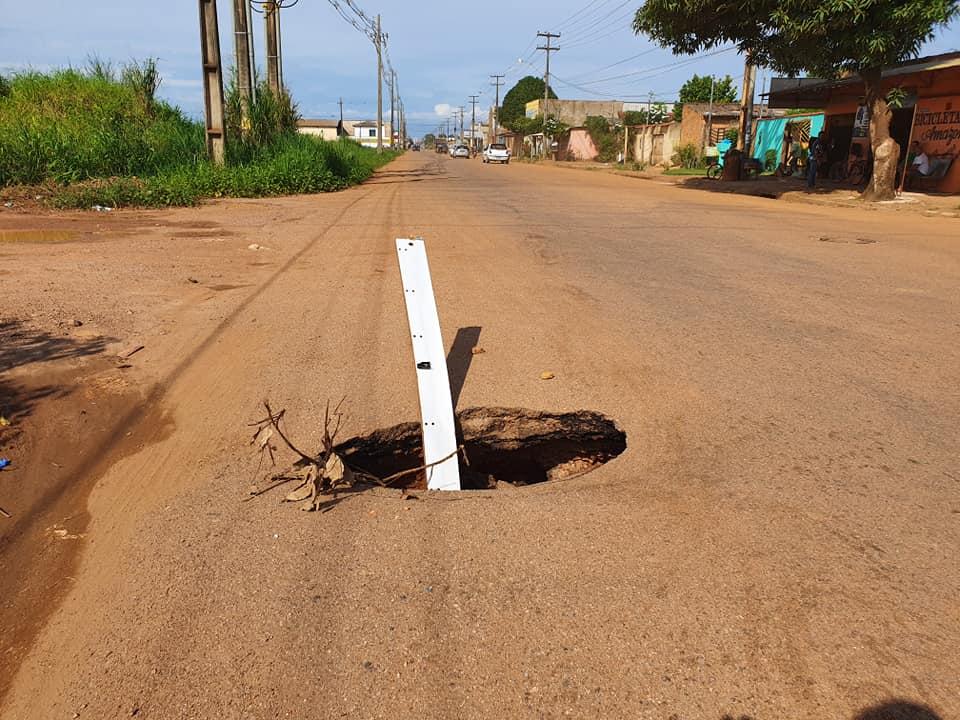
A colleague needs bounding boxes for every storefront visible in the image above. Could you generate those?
[765,52,960,193]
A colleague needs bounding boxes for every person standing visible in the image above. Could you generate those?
[807,134,821,189]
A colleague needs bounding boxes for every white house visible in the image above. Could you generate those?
[352,121,393,148]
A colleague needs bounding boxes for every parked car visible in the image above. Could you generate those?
[452,145,470,159]
[482,143,510,164]
[435,143,448,154]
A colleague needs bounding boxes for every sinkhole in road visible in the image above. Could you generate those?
[335,407,627,490]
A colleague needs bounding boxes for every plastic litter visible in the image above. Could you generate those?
[91,205,114,212]
[3,202,13,208]
[0,458,10,470]
[0,416,9,427]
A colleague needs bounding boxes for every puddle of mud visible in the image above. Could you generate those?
[0,366,174,704]
[0,230,76,244]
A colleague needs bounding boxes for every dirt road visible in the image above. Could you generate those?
[2,153,959,719]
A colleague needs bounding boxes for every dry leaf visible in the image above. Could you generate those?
[285,483,313,502]
[540,371,555,380]
[471,346,485,355]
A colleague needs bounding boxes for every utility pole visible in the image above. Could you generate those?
[705,74,715,148]
[737,55,757,153]
[376,14,383,152]
[264,0,281,95]
[198,0,226,164]
[490,74,504,139]
[457,106,465,144]
[537,31,560,119]
[468,94,479,154]
[232,0,254,123]
[390,70,396,148]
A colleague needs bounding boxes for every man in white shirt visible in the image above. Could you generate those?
[904,141,931,189]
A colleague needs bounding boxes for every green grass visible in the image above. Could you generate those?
[0,63,397,207]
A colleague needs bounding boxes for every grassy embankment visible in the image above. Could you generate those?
[0,61,398,207]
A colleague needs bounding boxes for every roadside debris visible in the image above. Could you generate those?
[247,243,267,251]
[0,458,10,469]
[246,399,464,512]
[471,346,485,355]
[119,344,144,359]
[540,371,556,380]
[0,416,10,427]
[91,205,114,212]
[3,202,14,208]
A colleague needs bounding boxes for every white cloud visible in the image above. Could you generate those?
[434,103,450,117]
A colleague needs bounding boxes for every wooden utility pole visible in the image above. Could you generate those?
[264,1,281,95]
[390,69,396,149]
[537,31,560,118]
[490,74,504,139]
[737,56,757,153]
[198,0,226,164]
[376,14,383,152]
[469,94,479,153]
[232,0,255,122]
[457,107,465,144]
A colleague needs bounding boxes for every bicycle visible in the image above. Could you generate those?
[705,156,722,179]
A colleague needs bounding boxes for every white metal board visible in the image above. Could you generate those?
[396,238,461,491]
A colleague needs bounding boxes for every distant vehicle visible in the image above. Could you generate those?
[482,143,510,164]
[452,145,470,159]
[448,144,457,157]
[412,144,421,151]
[436,143,448,154]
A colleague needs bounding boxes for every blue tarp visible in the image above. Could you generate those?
[753,114,825,167]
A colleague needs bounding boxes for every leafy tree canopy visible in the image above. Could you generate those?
[500,75,557,131]
[633,0,958,78]
[633,0,959,198]
[674,73,737,120]
[423,132,436,148]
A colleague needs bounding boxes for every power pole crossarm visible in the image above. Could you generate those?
[537,31,560,117]
[490,74,504,140]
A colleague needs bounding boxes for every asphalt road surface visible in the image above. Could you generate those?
[2,152,958,719]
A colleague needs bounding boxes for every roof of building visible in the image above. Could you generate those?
[765,51,960,108]
[297,119,340,129]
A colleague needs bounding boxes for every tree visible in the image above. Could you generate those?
[633,0,959,199]
[675,73,736,121]
[500,76,557,132]
[423,133,436,148]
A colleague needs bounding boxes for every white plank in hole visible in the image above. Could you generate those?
[396,238,461,491]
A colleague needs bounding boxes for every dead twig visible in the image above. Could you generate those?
[0,505,11,519]
[378,445,465,486]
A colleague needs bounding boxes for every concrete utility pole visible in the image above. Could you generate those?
[376,14,383,152]
[490,74,504,139]
[458,106,465,143]
[264,0,281,95]
[468,94,479,153]
[737,56,757,153]
[198,0,226,164]
[390,69,396,148]
[232,0,255,122]
[537,31,560,119]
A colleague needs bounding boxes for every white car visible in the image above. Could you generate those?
[452,145,470,159]
[482,143,510,164]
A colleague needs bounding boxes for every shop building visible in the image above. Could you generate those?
[765,52,960,193]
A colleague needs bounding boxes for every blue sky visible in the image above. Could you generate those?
[2,0,958,139]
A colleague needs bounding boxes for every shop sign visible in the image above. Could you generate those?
[852,105,869,137]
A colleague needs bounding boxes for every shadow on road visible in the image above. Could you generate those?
[675,173,856,200]
[446,326,481,409]
[365,167,452,185]
[0,319,112,431]
[722,700,942,720]
[0,319,110,372]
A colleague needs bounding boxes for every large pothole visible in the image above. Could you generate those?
[335,407,626,490]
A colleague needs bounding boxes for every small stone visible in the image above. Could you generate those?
[72,319,83,327]
[187,277,199,284]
